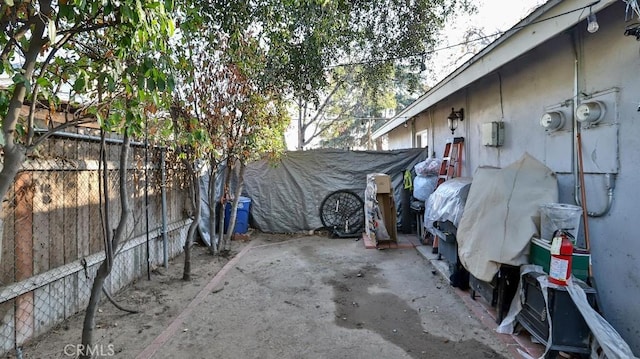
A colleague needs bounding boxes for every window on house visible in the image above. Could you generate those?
[416,130,429,149]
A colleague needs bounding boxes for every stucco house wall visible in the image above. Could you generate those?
[387,125,414,150]
[385,1,640,352]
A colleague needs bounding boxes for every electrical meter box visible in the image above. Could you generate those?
[482,122,505,147]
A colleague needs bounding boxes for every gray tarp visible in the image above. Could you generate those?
[242,148,428,233]
[198,165,224,247]
[457,153,558,282]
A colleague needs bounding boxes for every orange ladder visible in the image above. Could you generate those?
[432,137,464,253]
[437,137,464,187]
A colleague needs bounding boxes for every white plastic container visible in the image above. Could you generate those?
[539,203,583,241]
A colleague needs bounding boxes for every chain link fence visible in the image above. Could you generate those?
[0,131,189,355]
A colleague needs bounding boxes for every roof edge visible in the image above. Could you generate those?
[373,0,616,139]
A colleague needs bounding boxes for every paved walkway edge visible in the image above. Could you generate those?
[414,243,544,359]
[135,235,542,359]
[136,242,256,359]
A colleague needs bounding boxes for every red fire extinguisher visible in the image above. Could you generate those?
[548,229,574,286]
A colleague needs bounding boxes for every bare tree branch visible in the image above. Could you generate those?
[302,86,356,147]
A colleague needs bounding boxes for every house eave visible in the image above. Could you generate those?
[372,0,616,140]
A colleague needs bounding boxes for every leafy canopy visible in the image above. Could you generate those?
[0,0,176,141]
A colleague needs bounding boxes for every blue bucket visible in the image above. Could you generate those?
[224,196,252,234]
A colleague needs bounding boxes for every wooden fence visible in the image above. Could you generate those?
[0,132,190,355]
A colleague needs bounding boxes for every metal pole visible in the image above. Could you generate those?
[33,128,147,147]
[144,120,151,280]
[161,148,168,268]
[298,98,303,150]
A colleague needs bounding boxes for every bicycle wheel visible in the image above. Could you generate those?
[319,190,365,238]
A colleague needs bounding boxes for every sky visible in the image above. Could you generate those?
[427,0,547,85]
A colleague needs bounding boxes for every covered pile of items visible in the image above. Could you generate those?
[364,173,397,245]
[412,158,441,203]
[410,158,440,242]
[430,153,637,358]
[456,154,558,323]
[457,153,558,284]
[423,177,472,285]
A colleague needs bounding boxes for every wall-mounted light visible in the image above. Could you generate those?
[587,7,599,33]
[447,108,464,134]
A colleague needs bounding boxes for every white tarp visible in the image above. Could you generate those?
[457,153,558,282]
[424,177,472,235]
[497,265,639,359]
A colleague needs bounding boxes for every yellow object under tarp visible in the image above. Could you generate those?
[403,170,413,190]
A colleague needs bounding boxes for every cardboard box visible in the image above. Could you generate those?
[367,173,392,194]
[376,193,397,241]
[364,173,396,243]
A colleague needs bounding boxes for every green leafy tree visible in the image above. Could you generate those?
[288,0,473,149]
[0,0,175,205]
[190,36,288,254]
[1,1,175,355]
[168,100,207,279]
[172,1,472,151]
[167,3,220,274]
[316,63,428,149]
[171,0,289,259]
[216,60,289,253]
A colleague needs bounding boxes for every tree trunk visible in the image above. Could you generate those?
[80,262,108,358]
[182,161,201,281]
[0,2,49,205]
[80,133,131,358]
[223,162,246,251]
[217,194,226,255]
[0,147,25,263]
[297,98,304,150]
[207,163,218,255]
[217,161,233,253]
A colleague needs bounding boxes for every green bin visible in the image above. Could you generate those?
[530,238,590,281]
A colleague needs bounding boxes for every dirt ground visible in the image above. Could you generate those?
[15,233,513,359]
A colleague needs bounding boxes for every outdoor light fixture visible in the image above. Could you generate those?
[447,108,464,134]
[587,8,599,33]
